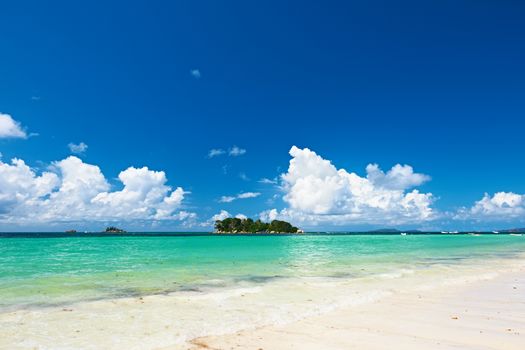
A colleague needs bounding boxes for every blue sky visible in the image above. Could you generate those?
[0,1,524,231]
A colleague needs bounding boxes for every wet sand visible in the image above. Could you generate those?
[185,270,524,350]
[1,264,523,349]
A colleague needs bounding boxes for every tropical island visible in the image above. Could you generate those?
[214,218,302,234]
[104,226,126,233]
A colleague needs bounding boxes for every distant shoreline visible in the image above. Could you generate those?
[0,231,523,238]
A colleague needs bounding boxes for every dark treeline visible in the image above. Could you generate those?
[105,226,126,233]
[214,218,300,233]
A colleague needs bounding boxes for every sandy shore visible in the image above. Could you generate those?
[1,263,523,349]
[185,270,525,350]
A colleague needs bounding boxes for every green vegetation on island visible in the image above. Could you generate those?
[104,226,126,233]
[214,217,302,234]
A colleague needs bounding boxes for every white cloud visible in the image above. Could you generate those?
[208,148,226,158]
[209,210,247,224]
[260,208,278,222]
[212,210,231,221]
[239,172,249,181]
[0,158,60,215]
[190,69,201,79]
[219,191,261,203]
[0,113,27,139]
[259,177,277,184]
[456,192,525,221]
[219,196,236,203]
[0,156,191,224]
[366,163,430,190]
[229,146,246,156]
[270,146,434,226]
[208,146,247,158]
[237,192,260,199]
[68,142,88,154]
[91,166,186,220]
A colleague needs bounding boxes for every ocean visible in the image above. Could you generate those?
[1,233,524,312]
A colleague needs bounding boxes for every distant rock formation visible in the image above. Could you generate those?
[500,228,525,233]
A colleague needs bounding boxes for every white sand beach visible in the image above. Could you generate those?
[1,257,523,350]
[186,269,524,350]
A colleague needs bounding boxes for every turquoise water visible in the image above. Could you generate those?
[1,234,524,311]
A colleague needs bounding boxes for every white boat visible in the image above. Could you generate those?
[492,231,499,234]
[441,231,449,234]
[468,232,481,236]
[400,232,407,236]
[510,233,523,236]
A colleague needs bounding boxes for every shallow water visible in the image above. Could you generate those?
[1,234,524,311]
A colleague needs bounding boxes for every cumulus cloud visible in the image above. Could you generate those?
[259,208,278,222]
[267,146,434,226]
[455,192,525,220]
[68,142,88,154]
[210,210,247,223]
[211,210,231,221]
[229,146,246,156]
[366,163,430,190]
[0,156,190,224]
[219,191,261,203]
[0,113,27,139]
[0,158,60,215]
